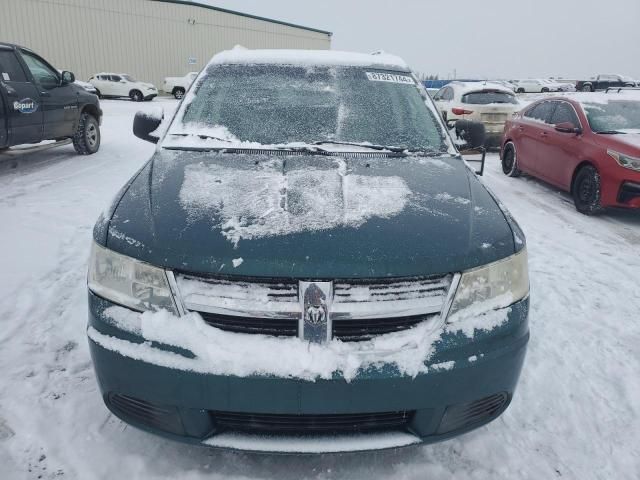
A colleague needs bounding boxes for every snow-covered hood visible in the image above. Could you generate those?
[98,151,516,278]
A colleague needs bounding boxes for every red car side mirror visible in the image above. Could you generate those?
[555,122,582,134]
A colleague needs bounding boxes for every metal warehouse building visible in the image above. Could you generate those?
[0,0,332,88]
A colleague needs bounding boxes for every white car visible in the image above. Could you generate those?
[162,72,198,99]
[543,79,576,92]
[513,79,554,93]
[491,80,517,92]
[58,69,98,94]
[432,81,521,146]
[88,73,157,101]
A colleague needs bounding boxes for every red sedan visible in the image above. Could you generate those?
[500,93,640,214]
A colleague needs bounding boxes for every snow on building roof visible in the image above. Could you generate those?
[149,0,332,36]
[206,49,410,71]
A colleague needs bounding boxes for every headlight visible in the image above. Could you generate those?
[447,248,529,320]
[88,242,177,313]
[608,150,640,172]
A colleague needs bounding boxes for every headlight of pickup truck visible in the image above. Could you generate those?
[448,248,529,319]
[88,242,176,313]
[608,150,640,172]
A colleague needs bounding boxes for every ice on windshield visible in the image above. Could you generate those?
[164,64,449,152]
[582,99,640,132]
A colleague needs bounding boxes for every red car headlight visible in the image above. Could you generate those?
[608,150,640,172]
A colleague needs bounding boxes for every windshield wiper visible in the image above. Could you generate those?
[312,140,408,153]
[312,140,448,156]
[595,130,626,134]
[169,133,231,142]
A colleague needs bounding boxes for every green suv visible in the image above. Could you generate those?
[87,49,529,453]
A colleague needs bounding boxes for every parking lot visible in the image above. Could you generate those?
[0,98,638,479]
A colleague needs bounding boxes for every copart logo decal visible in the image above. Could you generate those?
[13,98,38,114]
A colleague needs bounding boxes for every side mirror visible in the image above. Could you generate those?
[455,120,487,176]
[555,122,582,134]
[61,71,75,85]
[133,109,163,144]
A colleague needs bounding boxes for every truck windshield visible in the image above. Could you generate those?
[583,100,640,133]
[169,64,448,152]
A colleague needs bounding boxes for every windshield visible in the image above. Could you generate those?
[462,91,518,105]
[582,100,640,132]
[168,64,448,152]
[122,75,136,82]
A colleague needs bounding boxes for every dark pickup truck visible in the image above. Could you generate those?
[576,74,638,92]
[0,42,101,154]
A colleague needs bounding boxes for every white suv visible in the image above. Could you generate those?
[432,81,521,146]
[512,79,553,93]
[89,73,157,101]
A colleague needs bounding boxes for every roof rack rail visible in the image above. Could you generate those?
[605,87,640,93]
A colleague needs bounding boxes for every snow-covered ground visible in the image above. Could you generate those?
[1,99,639,479]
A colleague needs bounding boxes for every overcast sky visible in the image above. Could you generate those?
[204,0,640,80]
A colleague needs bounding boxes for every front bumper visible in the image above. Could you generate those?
[600,166,640,208]
[616,181,640,207]
[88,292,529,452]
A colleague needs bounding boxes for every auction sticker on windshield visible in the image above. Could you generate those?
[366,72,414,84]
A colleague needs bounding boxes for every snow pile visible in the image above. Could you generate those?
[207,49,409,70]
[89,303,511,382]
[179,159,411,246]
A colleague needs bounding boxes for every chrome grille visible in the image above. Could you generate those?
[174,274,453,341]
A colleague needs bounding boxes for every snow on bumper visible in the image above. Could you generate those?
[87,291,529,449]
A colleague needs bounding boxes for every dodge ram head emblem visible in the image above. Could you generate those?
[299,281,332,343]
[304,285,327,326]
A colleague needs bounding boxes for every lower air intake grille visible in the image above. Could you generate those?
[107,393,184,436]
[213,410,414,434]
[437,392,509,434]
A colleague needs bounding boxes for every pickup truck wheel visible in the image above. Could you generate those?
[516,88,525,94]
[173,87,185,100]
[541,87,549,93]
[573,165,603,215]
[95,89,102,99]
[502,142,521,177]
[72,112,100,155]
[130,90,143,102]
[582,85,593,92]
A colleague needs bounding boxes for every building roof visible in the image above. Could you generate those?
[149,0,332,36]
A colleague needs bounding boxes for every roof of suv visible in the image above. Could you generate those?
[447,81,515,96]
[206,49,410,71]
